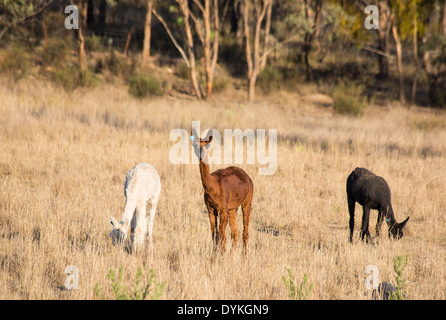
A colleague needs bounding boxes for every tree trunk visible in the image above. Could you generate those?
[179,0,203,99]
[259,1,272,72]
[391,11,405,105]
[377,0,389,79]
[242,0,253,101]
[411,4,420,104]
[141,0,153,67]
[98,0,106,26]
[303,0,322,82]
[77,0,88,71]
[243,0,272,102]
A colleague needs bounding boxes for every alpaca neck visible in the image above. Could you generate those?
[199,156,213,192]
[385,205,397,226]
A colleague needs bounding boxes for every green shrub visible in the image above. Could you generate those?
[212,72,231,93]
[175,62,190,79]
[0,45,32,82]
[85,34,104,52]
[41,37,70,67]
[94,267,166,300]
[282,268,313,300]
[52,66,96,92]
[332,81,367,116]
[95,50,131,78]
[257,65,283,93]
[389,255,409,300]
[128,74,163,98]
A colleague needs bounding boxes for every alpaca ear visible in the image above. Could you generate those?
[399,216,409,229]
[191,128,199,142]
[110,216,120,227]
[204,129,214,143]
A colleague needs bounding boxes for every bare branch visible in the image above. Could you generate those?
[0,0,55,40]
[152,8,190,67]
[191,0,205,14]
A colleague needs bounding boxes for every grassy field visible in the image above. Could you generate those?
[1,78,446,300]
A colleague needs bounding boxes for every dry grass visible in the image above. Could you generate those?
[1,79,446,300]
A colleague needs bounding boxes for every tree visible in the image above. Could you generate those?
[0,0,55,40]
[389,3,405,104]
[74,0,88,71]
[141,0,153,67]
[303,0,322,81]
[242,0,273,102]
[421,0,446,107]
[154,0,226,99]
[377,0,390,80]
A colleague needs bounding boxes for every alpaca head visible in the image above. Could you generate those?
[110,216,127,245]
[191,128,213,161]
[389,216,410,240]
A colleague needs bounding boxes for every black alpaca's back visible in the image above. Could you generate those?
[347,168,391,210]
[346,167,409,242]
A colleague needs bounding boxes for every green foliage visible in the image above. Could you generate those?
[94,50,133,79]
[213,74,230,93]
[0,45,31,82]
[85,34,104,52]
[175,62,190,79]
[128,74,163,98]
[52,66,96,92]
[94,267,166,300]
[41,38,70,67]
[282,268,313,300]
[332,81,367,117]
[326,1,370,43]
[257,65,283,93]
[0,0,35,21]
[389,255,409,300]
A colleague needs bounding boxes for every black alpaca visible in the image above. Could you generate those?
[346,167,409,243]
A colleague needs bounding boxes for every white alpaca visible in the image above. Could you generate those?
[110,163,161,252]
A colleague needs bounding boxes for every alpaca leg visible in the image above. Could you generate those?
[218,208,229,253]
[347,196,355,243]
[376,208,385,237]
[130,210,137,246]
[133,203,147,251]
[360,205,371,243]
[228,208,238,252]
[147,196,158,251]
[208,209,218,250]
[241,196,252,254]
[205,196,218,250]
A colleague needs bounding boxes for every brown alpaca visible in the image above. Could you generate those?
[191,128,254,254]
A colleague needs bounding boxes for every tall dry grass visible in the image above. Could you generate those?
[0,79,445,299]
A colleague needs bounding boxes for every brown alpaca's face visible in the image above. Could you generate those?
[191,130,213,160]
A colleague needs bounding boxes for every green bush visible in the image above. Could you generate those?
[0,45,32,82]
[41,38,70,67]
[94,267,166,300]
[332,81,367,117]
[95,50,131,78]
[52,66,96,92]
[128,74,163,98]
[389,255,409,300]
[256,65,283,93]
[85,34,104,52]
[282,268,313,300]
[175,62,190,79]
